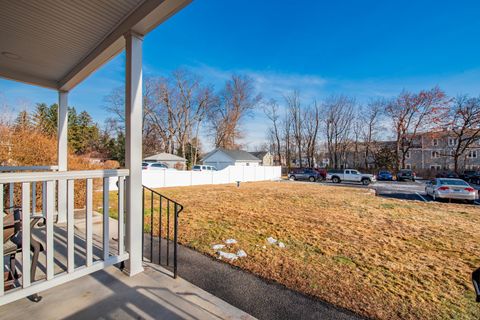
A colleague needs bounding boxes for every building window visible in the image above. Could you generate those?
[431,151,440,158]
[448,138,457,146]
[432,138,439,146]
[430,165,441,170]
[468,150,478,158]
[405,164,411,169]
[405,151,411,159]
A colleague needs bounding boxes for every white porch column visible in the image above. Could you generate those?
[124,31,144,276]
[57,90,68,223]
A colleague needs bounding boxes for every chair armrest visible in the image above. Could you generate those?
[30,215,46,229]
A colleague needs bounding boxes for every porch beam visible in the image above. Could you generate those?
[58,0,191,91]
[0,67,58,90]
[57,91,68,223]
[124,31,144,276]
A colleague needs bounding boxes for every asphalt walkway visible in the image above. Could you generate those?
[175,244,364,320]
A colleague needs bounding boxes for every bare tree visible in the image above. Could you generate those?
[208,74,261,149]
[263,99,282,165]
[352,112,363,169]
[446,95,480,172]
[303,101,320,167]
[285,91,303,167]
[361,100,383,169]
[169,70,215,160]
[282,112,293,168]
[105,69,216,162]
[384,87,449,170]
[324,95,355,169]
[191,86,216,165]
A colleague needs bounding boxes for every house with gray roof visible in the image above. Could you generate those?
[143,152,187,170]
[202,148,261,170]
[249,151,274,166]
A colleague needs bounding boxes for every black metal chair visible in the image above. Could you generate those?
[3,208,45,302]
[472,267,480,302]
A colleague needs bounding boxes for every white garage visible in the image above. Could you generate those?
[202,148,261,170]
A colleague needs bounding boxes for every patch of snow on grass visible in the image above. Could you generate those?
[267,237,277,244]
[225,238,237,245]
[217,251,238,261]
[237,250,247,258]
[212,244,225,250]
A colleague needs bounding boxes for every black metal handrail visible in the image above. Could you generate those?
[142,185,183,278]
[473,268,480,302]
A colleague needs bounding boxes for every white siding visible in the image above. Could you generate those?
[203,150,261,170]
[203,150,234,170]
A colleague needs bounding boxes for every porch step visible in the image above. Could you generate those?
[72,208,103,225]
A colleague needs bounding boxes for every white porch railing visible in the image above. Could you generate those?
[0,169,129,305]
[0,166,58,216]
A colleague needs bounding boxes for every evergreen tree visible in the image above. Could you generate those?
[32,103,57,136]
[14,110,31,131]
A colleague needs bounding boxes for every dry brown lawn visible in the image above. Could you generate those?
[110,181,480,319]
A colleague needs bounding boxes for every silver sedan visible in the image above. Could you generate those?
[425,178,478,203]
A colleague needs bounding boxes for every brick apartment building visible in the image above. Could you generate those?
[402,131,480,171]
[315,131,480,172]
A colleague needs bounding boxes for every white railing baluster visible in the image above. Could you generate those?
[67,180,75,273]
[86,178,93,267]
[118,176,125,256]
[0,183,4,296]
[46,180,55,280]
[21,183,31,287]
[42,181,47,217]
[0,169,130,305]
[9,182,14,210]
[103,177,109,260]
[31,182,36,214]
[53,180,57,219]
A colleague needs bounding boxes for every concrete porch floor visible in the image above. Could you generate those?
[0,262,254,320]
[0,210,254,320]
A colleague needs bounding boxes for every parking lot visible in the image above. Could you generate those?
[291,179,480,205]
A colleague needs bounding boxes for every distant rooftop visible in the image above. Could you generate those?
[204,148,261,162]
[144,152,186,162]
[249,151,268,159]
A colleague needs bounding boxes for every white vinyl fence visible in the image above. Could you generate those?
[120,165,281,190]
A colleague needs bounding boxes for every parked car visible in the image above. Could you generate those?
[425,178,478,204]
[192,165,217,171]
[436,171,459,179]
[326,169,376,185]
[313,168,327,181]
[377,170,393,181]
[460,170,478,182]
[470,172,480,185]
[288,168,322,182]
[396,169,416,182]
[142,162,168,170]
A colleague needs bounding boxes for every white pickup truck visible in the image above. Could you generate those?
[326,169,376,185]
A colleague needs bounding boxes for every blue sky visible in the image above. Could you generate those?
[2,0,480,149]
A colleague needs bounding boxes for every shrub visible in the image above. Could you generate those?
[1,126,109,210]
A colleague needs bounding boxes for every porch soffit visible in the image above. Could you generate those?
[0,0,191,91]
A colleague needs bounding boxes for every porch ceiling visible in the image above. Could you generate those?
[0,0,190,91]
